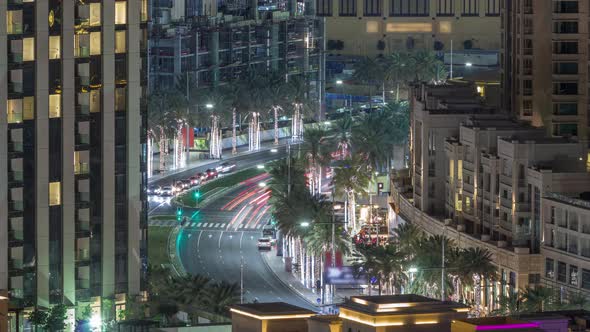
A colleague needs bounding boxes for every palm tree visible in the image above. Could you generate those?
[287,75,315,141]
[520,286,556,312]
[410,235,455,299]
[268,157,307,199]
[204,281,240,316]
[302,124,333,195]
[392,223,423,257]
[332,155,371,233]
[352,57,387,104]
[194,87,232,159]
[491,292,522,316]
[452,247,496,310]
[329,116,353,159]
[260,71,290,145]
[222,82,248,154]
[384,52,415,101]
[351,109,397,172]
[412,50,447,82]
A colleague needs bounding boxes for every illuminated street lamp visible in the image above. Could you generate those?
[300,221,310,227]
[336,80,343,85]
[206,103,214,109]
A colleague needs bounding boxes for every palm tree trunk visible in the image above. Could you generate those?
[396,83,400,102]
[147,133,153,177]
[159,129,166,171]
[232,108,238,154]
[382,82,386,104]
[349,191,357,233]
[273,106,279,145]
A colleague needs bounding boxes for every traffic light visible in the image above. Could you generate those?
[176,207,183,221]
[194,190,201,200]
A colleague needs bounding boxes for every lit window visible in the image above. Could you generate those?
[89,3,101,26]
[23,38,35,61]
[23,97,34,120]
[7,99,23,124]
[366,21,379,33]
[49,36,61,59]
[90,90,101,113]
[115,30,126,53]
[115,87,126,111]
[439,21,452,33]
[386,23,432,33]
[7,10,23,34]
[141,0,148,22]
[90,32,101,55]
[115,1,127,24]
[49,94,61,118]
[49,182,61,206]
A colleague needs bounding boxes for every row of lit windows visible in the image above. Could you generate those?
[8,31,127,62]
[7,88,126,123]
[7,2,131,35]
[316,0,500,16]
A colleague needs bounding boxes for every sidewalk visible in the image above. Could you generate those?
[260,248,363,307]
[149,138,291,183]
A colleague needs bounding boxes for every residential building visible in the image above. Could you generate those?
[1,0,148,330]
[542,191,590,299]
[321,0,501,57]
[501,0,589,140]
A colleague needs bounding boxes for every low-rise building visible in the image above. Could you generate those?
[230,302,315,332]
[338,295,469,332]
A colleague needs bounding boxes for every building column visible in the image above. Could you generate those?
[0,0,8,305]
[36,0,51,308]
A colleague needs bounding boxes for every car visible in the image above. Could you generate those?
[160,186,174,196]
[257,238,272,250]
[217,162,237,173]
[174,181,185,192]
[196,172,207,181]
[147,185,161,195]
[189,176,200,186]
[181,179,192,189]
[205,168,218,179]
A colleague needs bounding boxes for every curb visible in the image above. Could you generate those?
[259,251,320,307]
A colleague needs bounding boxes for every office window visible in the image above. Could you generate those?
[552,62,577,75]
[366,21,379,33]
[553,82,577,95]
[49,182,61,206]
[90,90,101,113]
[462,0,478,15]
[7,99,23,124]
[390,0,429,16]
[339,0,356,16]
[522,100,532,116]
[141,0,148,22]
[553,41,577,54]
[115,88,126,112]
[437,0,454,15]
[115,1,127,24]
[582,269,590,290]
[570,265,578,286]
[90,32,101,55]
[553,123,578,137]
[49,36,61,59]
[115,30,126,53]
[364,0,381,16]
[316,0,333,16]
[89,3,101,26]
[49,94,61,118]
[486,0,499,15]
[23,37,34,61]
[523,80,532,96]
[554,1,578,13]
[553,21,578,33]
[7,10,23,34]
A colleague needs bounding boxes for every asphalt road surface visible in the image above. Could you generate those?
[177,177,316,310]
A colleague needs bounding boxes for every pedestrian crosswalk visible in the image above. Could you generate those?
[148,219,265,230]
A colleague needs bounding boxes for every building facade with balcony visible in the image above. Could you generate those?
[320,0,500,57]
[149,15,324,98]
[542,191,590,299]
[501,0,589,140]
[1,1,148,330]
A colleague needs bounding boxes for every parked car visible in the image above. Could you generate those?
[205,168,218,179]
[160,186,174,196]
[217,162,237,173]
[147,185,161,195]
[257,238,272,250]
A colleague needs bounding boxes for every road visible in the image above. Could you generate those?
[147,146,287,217]
[148,145,316,311]
[177,179,315,310]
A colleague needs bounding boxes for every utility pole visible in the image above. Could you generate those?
[330,185,336,304]
[450,40,454,79]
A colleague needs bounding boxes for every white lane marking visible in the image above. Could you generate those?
[218,231,224,249]
[215,223,221,228]
[196,231,203,252]
[239,231,244,250]
[238,223,244,229]
[256,224,262,229]
[203,223,209,227]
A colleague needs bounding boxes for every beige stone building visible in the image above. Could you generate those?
[1,0,148,330]
[501,0,589,140]
[321,0,501,56]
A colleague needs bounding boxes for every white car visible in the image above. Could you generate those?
[257,238,272,250]
[160,186,174,196]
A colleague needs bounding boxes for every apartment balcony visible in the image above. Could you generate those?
[463,182,474,194]
[8,229,24,246]
[76,105,90,118]
[75,249,90,265]
[581,248,590,258]
[8,171,23,187]
[8,259,23,273]
[77,220,91,238]
[76,278,90,290]
[499,174,512,186]
[9,82,23,94]
[77,192,90,203]
[76,134,90,148]
[75,163,90,176]
[500,197,512,209]
[9,52,23,64]
[8,201,24,217]
[76,288,92,302]
[516,202,531,212]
